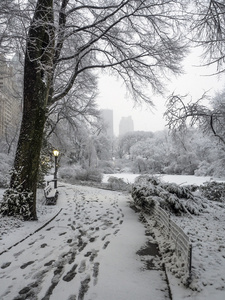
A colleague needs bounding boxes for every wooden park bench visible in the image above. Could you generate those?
[44,184,58,205]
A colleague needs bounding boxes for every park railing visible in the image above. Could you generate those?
[147,204,192,281]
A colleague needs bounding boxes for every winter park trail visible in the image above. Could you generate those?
[0,184,171,300]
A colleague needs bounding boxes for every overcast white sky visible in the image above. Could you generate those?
[96,48,225,136]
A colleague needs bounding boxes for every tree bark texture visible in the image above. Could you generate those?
[10,0,54,220]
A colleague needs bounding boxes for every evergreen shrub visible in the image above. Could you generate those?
[132,175,205,215]
[0,168,33,220]
[200,181,225,202]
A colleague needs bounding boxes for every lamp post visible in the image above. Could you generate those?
[53,149,59,188]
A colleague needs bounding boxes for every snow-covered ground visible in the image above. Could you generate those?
[103,173,225,185]
[0,183,170,300]
[169,199,225,300]
[0,176,225,300]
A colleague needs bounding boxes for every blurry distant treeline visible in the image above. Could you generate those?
[1,122,224,188]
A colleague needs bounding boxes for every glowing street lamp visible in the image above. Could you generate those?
[53,149,59,188]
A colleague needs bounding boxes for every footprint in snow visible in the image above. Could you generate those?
[46,226,54,231]
[20,261,35,269]
[28,241,36,245]
[103,241,110,249]
[93,262,100,286]
[44,260,55,266]
[89,250,99,262]
[78,260,86,273]
[14,249,25,258]
[1,262,11,269]
[78,275,91,300]
[59,232,67,236]
[63,263,78,282]
[102,233,110,241]
[84,251,92,257]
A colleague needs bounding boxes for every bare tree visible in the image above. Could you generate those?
[163,1,225,154]
[190,0,225,71]
[1,0,187,220]
[0,1,14,52]
[165,92,225,145]
[46,68,100,138]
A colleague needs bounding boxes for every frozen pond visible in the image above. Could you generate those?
[102,173,225,186]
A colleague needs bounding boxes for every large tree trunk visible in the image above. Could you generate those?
[1,0,54,220]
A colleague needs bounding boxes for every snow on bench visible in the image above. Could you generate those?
[44,184,58,205]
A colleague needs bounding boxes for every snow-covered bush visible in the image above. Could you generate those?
[194,161,213,176]
[0,168,33,220]
[107,176,131,191]
[98,160,114,174]
[200,181,225,202]
[113,158,133,173]
[75,167,103,182]
[132,175,205,215]
[59,165,77,180]
[59,165,103,183]
[132,156,148,173]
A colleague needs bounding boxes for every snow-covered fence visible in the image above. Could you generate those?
[150,205,192,280]
[153,205,170,237]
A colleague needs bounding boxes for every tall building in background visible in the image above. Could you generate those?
[0,54,22,137]
[100,109,114,138]
[119,116,134,136]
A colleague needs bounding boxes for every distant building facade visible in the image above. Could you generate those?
[119,116,134,136]
[0,54,22,137]
[100,109,114,138]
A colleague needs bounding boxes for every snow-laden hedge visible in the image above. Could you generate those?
[200,181,225,202]
[106,176,131,191]
[132,175,206,215]
[0,168,33,220]
[59,165,103,183]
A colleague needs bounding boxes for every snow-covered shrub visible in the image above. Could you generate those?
[132,156,148,173]
[200,181,225,202]
[113,158,132,173]
[75,167,102,182]
[194,161,213,176]
[0,168,33,220]
[59,165,103,183]
[59,165,77,180]
[210,159,225,177]
[195,159,225,178]
[98,160,114,174]
[107,176,131,191]
[132,175,205,215]
[86,168,103,182]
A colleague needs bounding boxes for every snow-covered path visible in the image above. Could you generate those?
[0,184,170,300]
